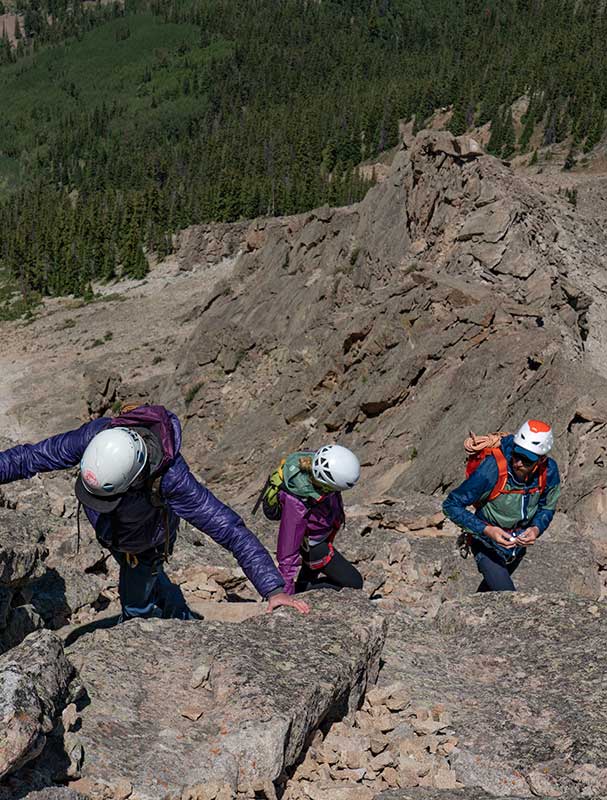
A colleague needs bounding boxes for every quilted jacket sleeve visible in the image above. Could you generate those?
[161,455,285,599]
[0,418,109,484]
[276,491,309,595]
[442,457,499,537]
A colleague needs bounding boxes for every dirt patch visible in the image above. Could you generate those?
[0,252,238,442]
[0,13,23,46]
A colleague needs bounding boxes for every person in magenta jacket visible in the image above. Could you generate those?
[0,404,309,620]
[276,444,363,595]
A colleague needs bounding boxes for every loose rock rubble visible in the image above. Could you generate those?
[283,684,459,800]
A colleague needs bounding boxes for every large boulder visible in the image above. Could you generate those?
[0,508,49,653]
[0,473,115,650]
[65,590,386,799]
[0,509,48,589]
[0,630,75,780]
[378,593,607,798]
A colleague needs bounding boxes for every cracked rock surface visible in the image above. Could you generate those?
[378,593,607,799]
[62,591,385,799]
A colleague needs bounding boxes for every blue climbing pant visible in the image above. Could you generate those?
[471,540,526,593]
[111,547,192,620]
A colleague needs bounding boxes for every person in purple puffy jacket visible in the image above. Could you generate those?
[276,445,363,595]
[0,404,309,621]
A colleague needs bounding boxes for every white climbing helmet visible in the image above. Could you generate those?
[312,444,360,491]
[75,428,147,511]
[513,419,553,460]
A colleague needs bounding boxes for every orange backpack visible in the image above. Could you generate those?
[464,432,547,507]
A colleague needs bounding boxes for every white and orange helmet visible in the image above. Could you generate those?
[513,419,553,461]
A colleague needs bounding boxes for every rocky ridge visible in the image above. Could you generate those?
[159,131,607,535]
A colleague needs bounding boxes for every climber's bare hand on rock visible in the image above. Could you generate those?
[267,593,310,614]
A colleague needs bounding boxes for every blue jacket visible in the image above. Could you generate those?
[0,410,285,599]
[443,435,561,561]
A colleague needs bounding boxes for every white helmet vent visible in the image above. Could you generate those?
[312,444,360,491]
[513,420,553,457]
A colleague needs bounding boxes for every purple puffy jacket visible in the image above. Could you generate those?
[277,490,344,595]
[0,406,285,599]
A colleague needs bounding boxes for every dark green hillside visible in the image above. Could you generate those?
[0,0,606,306]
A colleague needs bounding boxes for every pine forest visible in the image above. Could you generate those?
[0,0,606,309]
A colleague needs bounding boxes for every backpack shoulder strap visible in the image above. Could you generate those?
[537,460,548,494]
[147,473,165,507]
[486,447,509,502]
[144,471,171,561]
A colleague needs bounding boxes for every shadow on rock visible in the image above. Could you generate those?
[62,613,121,648]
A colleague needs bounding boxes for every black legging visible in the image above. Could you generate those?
[295,541,363,593]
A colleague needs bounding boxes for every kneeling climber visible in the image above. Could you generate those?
[260,444,363,595]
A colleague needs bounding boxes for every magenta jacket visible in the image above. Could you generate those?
[277,490,345,594]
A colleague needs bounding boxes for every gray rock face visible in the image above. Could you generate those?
[0,509,49,653]
[0,509,48,588]
[0,476,113,653]
[64,591,386,799]
[0,630,75,780]
[378,593,607,799]
[175,220,249,271]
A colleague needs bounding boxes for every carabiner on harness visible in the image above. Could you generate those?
[457,532,471,559]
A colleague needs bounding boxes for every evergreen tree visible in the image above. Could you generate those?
[563,145,576,171]
[448,102,467,136]
[1,0,607,299]
[487,113,504,156]
[501,109,516,159]
[584,108,605,153]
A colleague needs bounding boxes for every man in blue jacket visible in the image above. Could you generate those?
[0,404,309,620]
[443,420,561,592]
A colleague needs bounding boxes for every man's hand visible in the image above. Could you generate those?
[267,592,310,614]
[515,526,540,546]
[483,525,518,548]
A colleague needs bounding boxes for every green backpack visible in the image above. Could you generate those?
[252,458,286,521]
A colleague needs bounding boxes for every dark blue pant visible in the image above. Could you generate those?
[472,540,525,592]
[111,548,192,620]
